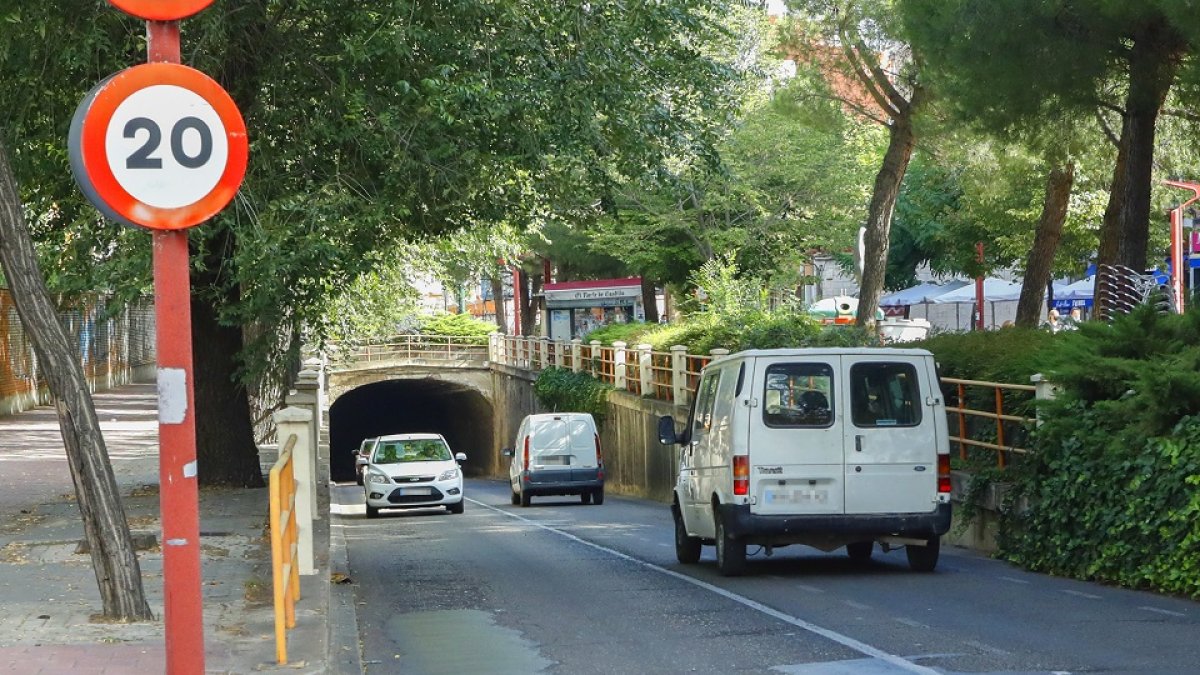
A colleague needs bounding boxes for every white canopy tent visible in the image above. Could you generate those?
[879,280,970,307]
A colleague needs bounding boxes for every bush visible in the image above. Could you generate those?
[997,306,1200,598]
[915,326,1057,384]
[582,321,655,346]
[419,312,497,338]
[532,368,612,422]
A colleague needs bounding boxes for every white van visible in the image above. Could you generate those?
[504,413,604,507]
[657,347,951,576]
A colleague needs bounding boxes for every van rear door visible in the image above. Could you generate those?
[567,416,601,482]
[745,355,844,516]
[841,355,938,515]
[529,417,574,475]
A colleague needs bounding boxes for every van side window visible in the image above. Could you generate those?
[762,363,834,428]
[692,371,722,435]
[850,362,922,427]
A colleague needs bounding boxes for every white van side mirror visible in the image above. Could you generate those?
[455,452,467,462]
[501,448,514,457]
[657,416,679,445]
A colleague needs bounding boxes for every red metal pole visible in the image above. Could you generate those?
[975,242,985,330]
[512,265,522,336]
[148,20,206,675]
[1171,207,1185,314]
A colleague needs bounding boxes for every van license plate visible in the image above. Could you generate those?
[766,489,827,505]
[399,487,432,496]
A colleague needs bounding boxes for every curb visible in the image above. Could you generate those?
[327,500,363,674]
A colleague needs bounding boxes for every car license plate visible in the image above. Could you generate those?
[765,488,827,505]
[399,487,432,496]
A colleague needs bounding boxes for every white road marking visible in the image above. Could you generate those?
[963,639,1011,656]
[795,583,826,594]
[844,600,872,611]
[893,617,927,629]
[467,498,939,675]
[998,576,1030,585]
[1139,606,1185,618]
[1061,589,1101,600]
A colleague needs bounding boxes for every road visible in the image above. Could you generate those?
[332,479,1199,675]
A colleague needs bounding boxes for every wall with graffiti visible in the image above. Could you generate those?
[0,289,155,415]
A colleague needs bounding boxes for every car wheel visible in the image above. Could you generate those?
[673,506,701,564]
[591,487,605,505]
[580,492,592,505]
[520,491,531,507]
[510,489,520,506]
[355,469,364,487]
[448,499,465,514]
[846,541,873,562]
[366,504,380,519]
[906,536,940,572]
[714,509,746,576]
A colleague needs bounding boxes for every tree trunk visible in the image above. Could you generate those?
[521,269,542,337]
[491,275,507,333]
[1016,163,1075,327]
[191,226,264,488]
[855,110,918,328]
[1096,30,1181,291]
[0,136,152,620]
[640,276,659,323]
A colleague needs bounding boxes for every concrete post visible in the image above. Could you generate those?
[671,345,688,406]
[1030,373,1059,426]
[288,369,320,522]
[637,344,653,398]
[709,348,730,362]
[540,337,551,370]
[489,333,498,363]
[614,341,627,390]
[273,406,315,575]
[570,339,582,373]
[589,340,602,377]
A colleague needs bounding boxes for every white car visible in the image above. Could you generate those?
[363,433,466,518]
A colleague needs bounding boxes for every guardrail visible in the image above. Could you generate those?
[488,334,1044,469]
[269,433,301,665]
[329,335,490,366]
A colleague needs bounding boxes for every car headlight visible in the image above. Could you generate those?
[367,471,391,485]
[438,467,460,481]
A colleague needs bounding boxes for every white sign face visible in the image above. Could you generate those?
[104,84,229,210]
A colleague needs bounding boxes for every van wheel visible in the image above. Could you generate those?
[520,491,532,507]
[580,491,592,505]
[906,536,940,572]
[366,504,380,519]
[592,487,605,505]
[673,507,701,564]
[510,489,520,506]
[846,541,873,562]
[714,510,746,576]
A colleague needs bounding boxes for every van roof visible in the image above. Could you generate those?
[714,347,934,361]
[524,413,595,422]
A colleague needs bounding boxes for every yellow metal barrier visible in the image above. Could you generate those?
[269,434,301,665]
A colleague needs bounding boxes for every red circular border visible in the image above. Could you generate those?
[107,0,213,21]
[78,63,248,231]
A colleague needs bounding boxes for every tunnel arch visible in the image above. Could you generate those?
[329,378,495,482]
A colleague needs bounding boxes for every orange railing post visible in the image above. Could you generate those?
[269,434,301,665]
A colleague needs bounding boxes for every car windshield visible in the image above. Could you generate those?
[372,439,451,464]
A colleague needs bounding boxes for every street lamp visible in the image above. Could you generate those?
[1163,179,1200,314]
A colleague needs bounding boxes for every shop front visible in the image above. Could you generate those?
[543,277,645,341]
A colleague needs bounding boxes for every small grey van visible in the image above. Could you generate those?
[504,413,604,506]
[658,347,952,576]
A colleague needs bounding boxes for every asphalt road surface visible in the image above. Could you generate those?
[332,478,1198,675]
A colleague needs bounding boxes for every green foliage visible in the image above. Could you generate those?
[532,368,612,422]
[996,307,1200,597]
[916,327,1058,385]
[582,322,655,346]
[419,313,497,338]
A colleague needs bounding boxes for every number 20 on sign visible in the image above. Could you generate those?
[69,62,248,231]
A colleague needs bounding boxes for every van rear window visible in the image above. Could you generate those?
[850,362,922,427]
[762,363,834,428]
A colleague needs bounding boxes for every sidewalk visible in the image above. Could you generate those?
[0,383,346,673]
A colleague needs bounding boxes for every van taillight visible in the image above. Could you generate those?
[733,455,749,496]
[523,436,530,471]
[937,453,951,493]
[595,434,605,480]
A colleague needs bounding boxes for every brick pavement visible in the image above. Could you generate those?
[0,383,335,674]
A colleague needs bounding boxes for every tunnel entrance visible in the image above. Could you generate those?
[329,378,495,482]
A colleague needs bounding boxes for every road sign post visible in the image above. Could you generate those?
[70,6,248,673]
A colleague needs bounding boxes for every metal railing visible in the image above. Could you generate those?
[329,335,489,367]
[269,433,301,665]
[942,377,1037,468]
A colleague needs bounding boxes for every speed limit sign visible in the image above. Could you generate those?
[69,63,247,231]
[107,0,213,20]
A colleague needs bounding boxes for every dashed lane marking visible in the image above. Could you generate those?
[1138,606,1185,618]
[1060,589,1101,600]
